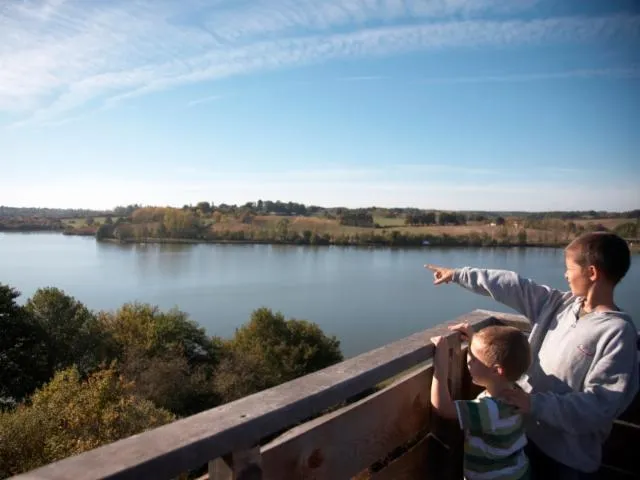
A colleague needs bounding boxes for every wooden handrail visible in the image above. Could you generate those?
[12,310,528,480]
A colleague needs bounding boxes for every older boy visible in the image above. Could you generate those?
[426,232,638,478]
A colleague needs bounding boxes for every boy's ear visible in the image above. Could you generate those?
[494,364,505,377]
[587,264,598,282]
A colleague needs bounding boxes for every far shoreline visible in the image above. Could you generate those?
[4,228,639,252]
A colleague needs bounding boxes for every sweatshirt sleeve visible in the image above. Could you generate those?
[453,267,565,323]
[529,323,639,435]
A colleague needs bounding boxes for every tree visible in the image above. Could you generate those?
[0,367,174,478]
[275,218,290,241]
[25,288,111,376]
[119,345,218,416]
[437,212,464,226]
[196,202,211,215]
[131,207,166,224]
[517,229,527,246]
[614,222,637,239]
[114,224,134,241]
[99,304,220,415]
[215,308,342,403]
[99,303,216,367]
[0,285,49,405]
[240,211,254,224]
[163,209,201,238]
[338,210,374,227]
[495,216,506,226]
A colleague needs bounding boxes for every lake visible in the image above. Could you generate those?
[1,232,638,357]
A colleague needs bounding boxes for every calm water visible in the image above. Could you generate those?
[1,233,638,357]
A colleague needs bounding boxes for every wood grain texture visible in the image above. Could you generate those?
[209,448,262,480]
[261,365,433,479]
[369,434,455,480]
[209,456,233,480]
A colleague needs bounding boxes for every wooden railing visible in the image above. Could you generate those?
[11,310,640,480]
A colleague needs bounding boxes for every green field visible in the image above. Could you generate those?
[372,215,406,227]
[61,216,120,228]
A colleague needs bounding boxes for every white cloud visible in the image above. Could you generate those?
[187,94,225,107]
[1,0,638,125]
[416,67,640,84]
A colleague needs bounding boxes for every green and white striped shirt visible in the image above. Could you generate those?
[454,391,530,480]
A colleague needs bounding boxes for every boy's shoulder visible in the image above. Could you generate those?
[476,390,520,416]
[455,390,523,435]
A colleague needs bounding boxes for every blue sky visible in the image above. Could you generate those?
[1,0,639,211]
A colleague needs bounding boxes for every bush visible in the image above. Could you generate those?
[614,222,637,239]
[0,285,49,405]
[99,303,216,367]
[26,288,112,377]
[99,303,220,416]
[0,367,174,478]
[214,308,343,403]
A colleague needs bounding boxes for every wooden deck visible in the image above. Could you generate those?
[10,310,640,480]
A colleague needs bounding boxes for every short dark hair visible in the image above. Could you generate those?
[566,232,631,285]
[474,326,531,382]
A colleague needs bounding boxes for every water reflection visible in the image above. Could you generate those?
[2,234,638,357]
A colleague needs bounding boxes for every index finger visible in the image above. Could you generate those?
[424,264,439,272]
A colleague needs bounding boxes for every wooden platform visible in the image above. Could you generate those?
[10,310,640,480]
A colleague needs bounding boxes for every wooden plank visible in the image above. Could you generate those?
[261,365,433,479]
[209,448,262,480]
[429,334,464,445]
[368,434,430,480]
[13,310,522,480]
[597,465,639,480]
[601,420,640,476]
[449,334,463,401]
[427,335,465,479]
[447,334,464,480]
[368,433,458,480]
[209,456,233,480]
[233,448,263,480]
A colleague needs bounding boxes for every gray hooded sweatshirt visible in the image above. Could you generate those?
[453,267,638,473]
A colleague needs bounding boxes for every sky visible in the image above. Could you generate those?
[0,0,639,212]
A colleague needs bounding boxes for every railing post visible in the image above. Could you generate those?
[448,334,464,480]
[209,447,263,480]
[426,332,465,480]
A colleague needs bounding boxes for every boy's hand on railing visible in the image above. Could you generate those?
[424,264,455,285]
[430,336,450,377]
[448,322,472,341]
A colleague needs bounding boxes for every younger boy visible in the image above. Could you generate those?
[431,325,532,480]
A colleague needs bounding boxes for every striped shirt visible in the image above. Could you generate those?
[454,391,530,480]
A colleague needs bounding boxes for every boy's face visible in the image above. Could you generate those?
[564,250,593,297]
[467,338,501,387]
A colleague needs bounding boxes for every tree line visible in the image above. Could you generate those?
[404,212,469,226]
[0,285,342,478]
[90,205,637,247]
[4,203,639,224]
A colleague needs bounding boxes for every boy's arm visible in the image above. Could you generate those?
[528,324,639,434]
[430,336,457,420]
[431,372,457,420]
[452,267,567,322]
